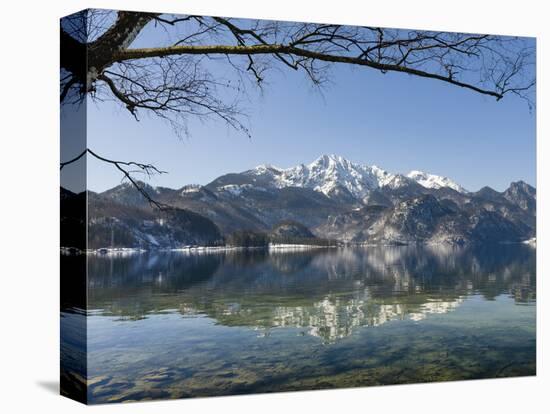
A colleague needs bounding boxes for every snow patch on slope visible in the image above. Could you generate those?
[407,170,467,193]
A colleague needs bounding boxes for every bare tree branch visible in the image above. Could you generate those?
[60,149,87,170]
[113,43,507,99]
[61,11,535,126]
[60,148,169,209]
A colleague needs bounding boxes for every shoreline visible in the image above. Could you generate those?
[60,238,536,256]
[61,243,337,256]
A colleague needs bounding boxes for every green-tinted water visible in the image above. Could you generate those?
[66,244,536,403]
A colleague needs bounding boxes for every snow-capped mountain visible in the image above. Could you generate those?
[407,170,467,193]
[240,154,466,199]
[248,154,387,200]
[82,154,535,247]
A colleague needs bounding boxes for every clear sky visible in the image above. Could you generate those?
[83,19,536,193]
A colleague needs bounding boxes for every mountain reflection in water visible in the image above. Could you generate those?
[87,244,535,343]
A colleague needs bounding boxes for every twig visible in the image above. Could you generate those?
[60,148,169,210]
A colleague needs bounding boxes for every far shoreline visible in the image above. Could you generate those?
[60,238,536,256]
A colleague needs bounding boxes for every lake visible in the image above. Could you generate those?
[62,244,536,403]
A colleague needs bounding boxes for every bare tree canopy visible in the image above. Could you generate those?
[60,10,535,208]
[61,10,535,137]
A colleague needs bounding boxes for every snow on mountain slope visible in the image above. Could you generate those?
[236,154,467,199]
[407,170,467,193]
[381,174,414,190]
[295,155,379,197]
[247,154,396,199]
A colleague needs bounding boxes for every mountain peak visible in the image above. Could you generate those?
[504,180,536,211]
[321,153,343,161]
[253,164,282,174]
[231,155,469,201]
[407,170,467,193]
[508,180,535,192]
[310,154,348,168]
[112,179,158,192]
[408,170,427,178]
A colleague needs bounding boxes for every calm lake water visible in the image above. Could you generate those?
[63,244,536,403]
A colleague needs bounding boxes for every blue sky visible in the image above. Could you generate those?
[83,19,536,193]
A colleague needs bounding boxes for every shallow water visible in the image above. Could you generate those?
[64,244,536,403]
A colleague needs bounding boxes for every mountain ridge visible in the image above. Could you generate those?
[233,154,468,200]
[72,155,535,248]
